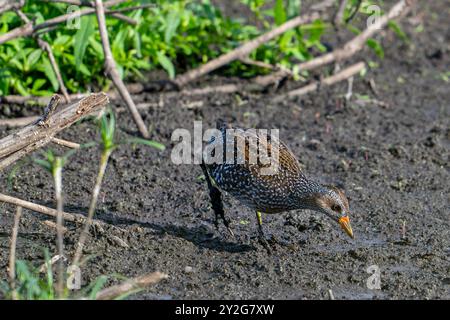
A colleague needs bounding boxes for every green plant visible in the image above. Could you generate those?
[0,1,407,97]
[0,249,126,300]
[72,110,164,266]
[33,149,76,298]
[0,250,56,300]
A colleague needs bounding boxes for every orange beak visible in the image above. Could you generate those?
[339,216,354,239]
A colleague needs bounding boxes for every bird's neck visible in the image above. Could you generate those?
[292,177,327,210]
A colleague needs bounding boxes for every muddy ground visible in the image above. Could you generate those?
[0,1,449,299]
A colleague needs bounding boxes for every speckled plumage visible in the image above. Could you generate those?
[203,124,329,214]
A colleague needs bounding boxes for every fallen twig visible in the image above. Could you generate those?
[255,0,412,87]
[39,0,139,25]
[13,10,70,102]
[0,0,25,15]
[0,136,53,171]
[93,271,168,300]
[0,84,257,128]
[37,38,71,103]
[174,8,328,87]
[42,219,68,233]
[38,254,67,273]
[0,93,109,170]
[0,0,126,45]
[0,93,108,171]
[272,62,365,102]
[8,205,22,300]
[94,0,149,138]
[51,137,81,149]
[53,154,65,298]
[0,192,107,231]
[334,0,348,27]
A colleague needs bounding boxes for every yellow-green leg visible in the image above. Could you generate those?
[256,211,264,235]
[256,211,271,252]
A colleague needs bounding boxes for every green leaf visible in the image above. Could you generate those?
[164,11,181,43]
[388,21,408,42]
[127,138,166,151]
[88,276,108,300]
[74,15,96,68]
[27,49,42,69]
[274,0,287,25]
[366,38,384,59]
[32,78,47,92]
[156,52,175,79]
[40,57,59,91]
[286,0,300,19]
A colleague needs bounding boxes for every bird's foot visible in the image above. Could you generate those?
[257,231,275,254]
[214,215,235,239]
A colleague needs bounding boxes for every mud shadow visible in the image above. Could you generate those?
[54,203,255,254]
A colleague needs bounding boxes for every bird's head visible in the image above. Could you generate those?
[312,185,354,239]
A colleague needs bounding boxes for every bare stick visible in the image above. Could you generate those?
[0,192,107,230]
[37,39,71,103]
[272,61,365,102]
[51,137,81,149]
[174,10,325,87]
[40,0,93,5]
[255,0,412,87]
[0,83,144,106]
[239,57,296,83]
[0,116,39,128]
[0,93,108,170]
[38,254,67,273]
[0,84,253,128]
[0,0,25,15]
[53,160,65,298]
[0,136,53,171]
[108,13,136,25]
[334,0,348,27]
[42,220,68,233]
[72,147,112,267]
[94,271,168,300]
[0,0,126,45]
[8,206,22,300]
[14,10,71,102]
[0,22,33,44]
[94,0,149,138]
[38,94,61,126]
[39,0,137,24]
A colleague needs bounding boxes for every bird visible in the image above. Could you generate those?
[200,122,354,245]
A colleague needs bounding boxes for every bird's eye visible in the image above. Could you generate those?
[332,205,341,212]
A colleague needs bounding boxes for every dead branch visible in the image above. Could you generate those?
[37,39,71,102]
[0,192,107,231]
[8,205,22,300]
[38,94,62,126]
[0,93,109,171]
[272,61,366,102]
[42,219,68,233]
[334,0,348,27]
[94,271,168,300]
[0,0,25,15]
[0,116,43,128]
[255,0,411,87]
[0,83,253,128]
[94,0,149,138]
[0,83,144,106]
[174,9,327,87]
[0,0,126,45]
[51,137,81,149]
[39,0,139,25]
[0,136,53,170]
[12,10,71,102]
